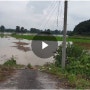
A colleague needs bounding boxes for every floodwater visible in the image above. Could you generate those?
[0,36,72,66]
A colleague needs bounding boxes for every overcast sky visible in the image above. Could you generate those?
[0,1,90,31]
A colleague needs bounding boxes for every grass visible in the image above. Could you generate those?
[3,56,16,67]
[67,37,90,43]
[27,63,33,69]
[39,63,90,89]
[0,65,14,81]
[0,56,25,81]
[0,34,5,38]
[39,44,90,89]
[11,34,62,41]
[11,34,90,49]
[11,34,90,43]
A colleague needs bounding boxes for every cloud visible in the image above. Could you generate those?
[0,1,29,28]
[26,1,51,14]
[68,1,90,30]
[0,1,90,31]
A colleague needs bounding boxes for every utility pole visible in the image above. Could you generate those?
[62,1,68,68]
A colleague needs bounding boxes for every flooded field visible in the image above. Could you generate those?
[0,36,72,66]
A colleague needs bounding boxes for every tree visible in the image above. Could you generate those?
[30,28,40,33]
[54,29,60,34]
[0,25,5,33]
[21,27,24,33]
[16,26,20,33]
[73,19,90,35]
[24,29,27,33]
[47,29,51,34]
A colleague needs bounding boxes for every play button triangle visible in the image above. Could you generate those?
[42,41,48,49]
[31,34,58,58]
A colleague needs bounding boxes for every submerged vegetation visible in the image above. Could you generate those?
[40,44,90,89]
[3,56,16,66]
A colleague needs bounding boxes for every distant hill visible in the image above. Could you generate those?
[73,20,90,35]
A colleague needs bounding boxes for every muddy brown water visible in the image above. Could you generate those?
[0,36,72,66]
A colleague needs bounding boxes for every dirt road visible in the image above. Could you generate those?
[0,69,62,89]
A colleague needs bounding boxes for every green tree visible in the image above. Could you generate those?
[16,26,20,33]
[0,25,5,33]
[21,27,24,33]
[73,20,90,35]
[24,29,27,33]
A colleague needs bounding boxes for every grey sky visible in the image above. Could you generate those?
[0,1,90,31]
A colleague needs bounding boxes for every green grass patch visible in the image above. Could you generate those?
[3,56,16,67]
[0,56,25,81]
[0,65,14,81]
[39,63,90,89]
[11,34,62,41]
[39,44,90,89]
[11,34,90,43]
[27,63,33,69]
[67,37,90,43]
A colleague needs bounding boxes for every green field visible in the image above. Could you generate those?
[11,34,90,43]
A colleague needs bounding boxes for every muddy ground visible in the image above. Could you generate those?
[0,69,70,89]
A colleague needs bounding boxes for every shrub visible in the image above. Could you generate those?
[54,43,85,66]
[54,43,90,78]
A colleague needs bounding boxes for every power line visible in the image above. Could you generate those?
[39,1,58,30]
[57,1,61,27]
[37,1,56,29]
[42,3,58,29]
[36,1,64,31]
[30,1,55,29]
[40,1,64,31]
[57,1,64,31]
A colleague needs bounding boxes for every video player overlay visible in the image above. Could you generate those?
[31,34,58,58]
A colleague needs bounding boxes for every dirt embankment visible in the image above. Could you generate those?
[74,42,90,49]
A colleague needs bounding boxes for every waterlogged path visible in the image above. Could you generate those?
[0,69,63,89]
[0,37,72,89]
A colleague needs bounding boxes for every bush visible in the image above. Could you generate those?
[54,43,84,66]
[54,43,90,78]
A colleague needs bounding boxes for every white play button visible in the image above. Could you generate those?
[31,34,58,58]
[42,41,48,49]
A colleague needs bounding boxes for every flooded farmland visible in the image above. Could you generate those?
[0,36,72,66]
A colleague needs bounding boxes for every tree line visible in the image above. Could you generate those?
[1,19,90,36]
[0,25,62,35]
